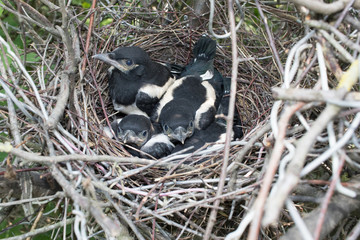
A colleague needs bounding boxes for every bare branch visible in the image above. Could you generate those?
[287,0,360,15]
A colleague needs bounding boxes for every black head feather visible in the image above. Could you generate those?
[93,46,150,74]
[159,102,195,144]
[93,46,174,116]
[116,114,153,147]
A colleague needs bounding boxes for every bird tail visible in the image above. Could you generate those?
[166,63,185,77]
[193,36,216,61]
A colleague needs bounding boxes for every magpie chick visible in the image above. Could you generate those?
[106,115,174,158]
[93,47,175,116]
[172,78,244,154]
[152,75,217,144]
[171,121,227,154]
[184,37,243,139]
[115,114,152,148]
[169,36,224,109]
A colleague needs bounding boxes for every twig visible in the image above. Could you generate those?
[1,145,188,169]
[0,36,49,120]
[50,164,123,238]
[248,102,305,239]
[306,20,360,53]
[301,112,360,176]
[263,102,343,226]
[93,181,206,238]
[280,176,360,240]
[0,192,64,207]
[334,0,356,28]
[255,0,284,76]
[347,219,360,240]
[81,0,97,73]
[287,0,360,15]
[272,87,360,102]
[286,199,314,240]
[203,0,239,238]
[46,71,70,129]
[227,122,271,174]
[208,0,243,39]
[313,150,346,239]
[110,198,145,240]
[319,30,355,63]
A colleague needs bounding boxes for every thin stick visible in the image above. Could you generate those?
[248,102,305,240]
[81,0,97,73]
[313,154,346,240]
[255,0,284,76]
[203,0,238,238]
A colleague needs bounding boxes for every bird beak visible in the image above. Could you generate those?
[173,127,188,144]
[121,130,144,147]
[93,53,128,73]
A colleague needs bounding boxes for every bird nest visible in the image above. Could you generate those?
[1,1,360,239]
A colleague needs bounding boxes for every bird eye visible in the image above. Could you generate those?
[163,124,169,132]
[125,59,133,66]
[189,121,194,128]
[140,130,148,138]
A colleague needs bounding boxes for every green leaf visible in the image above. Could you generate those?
[100,18,113,27]
[82,2,91,9]
[0,152,8,162]
[0,4,3,17]
[24,52,40,63]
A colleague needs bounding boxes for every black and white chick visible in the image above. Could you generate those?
[152,36,224,144]
[172,79,243,154]
[151,75,217,144]
[93,47,175,116]
[170,36,224,109]
[105,114,174,158]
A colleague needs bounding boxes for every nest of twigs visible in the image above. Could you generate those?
[1,0,360,239]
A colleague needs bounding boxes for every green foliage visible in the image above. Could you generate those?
[101,18,114,27]
[0,217,25,238]
[0,1,4,17]
[0,202,73,239]
[0,152,8,162]
[341,171,350,182]
[71,0,92,8]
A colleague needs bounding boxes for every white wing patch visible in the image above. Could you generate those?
[200,70,214,80]
[139,76,176,99]
[153,77,185,120]
[194,81,216,129]
[113,100,148,116]
[216,132,227,143]
[103,126,114,138]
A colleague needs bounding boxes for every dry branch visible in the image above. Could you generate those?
[281,175,360,240]
[287,0,360,15]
